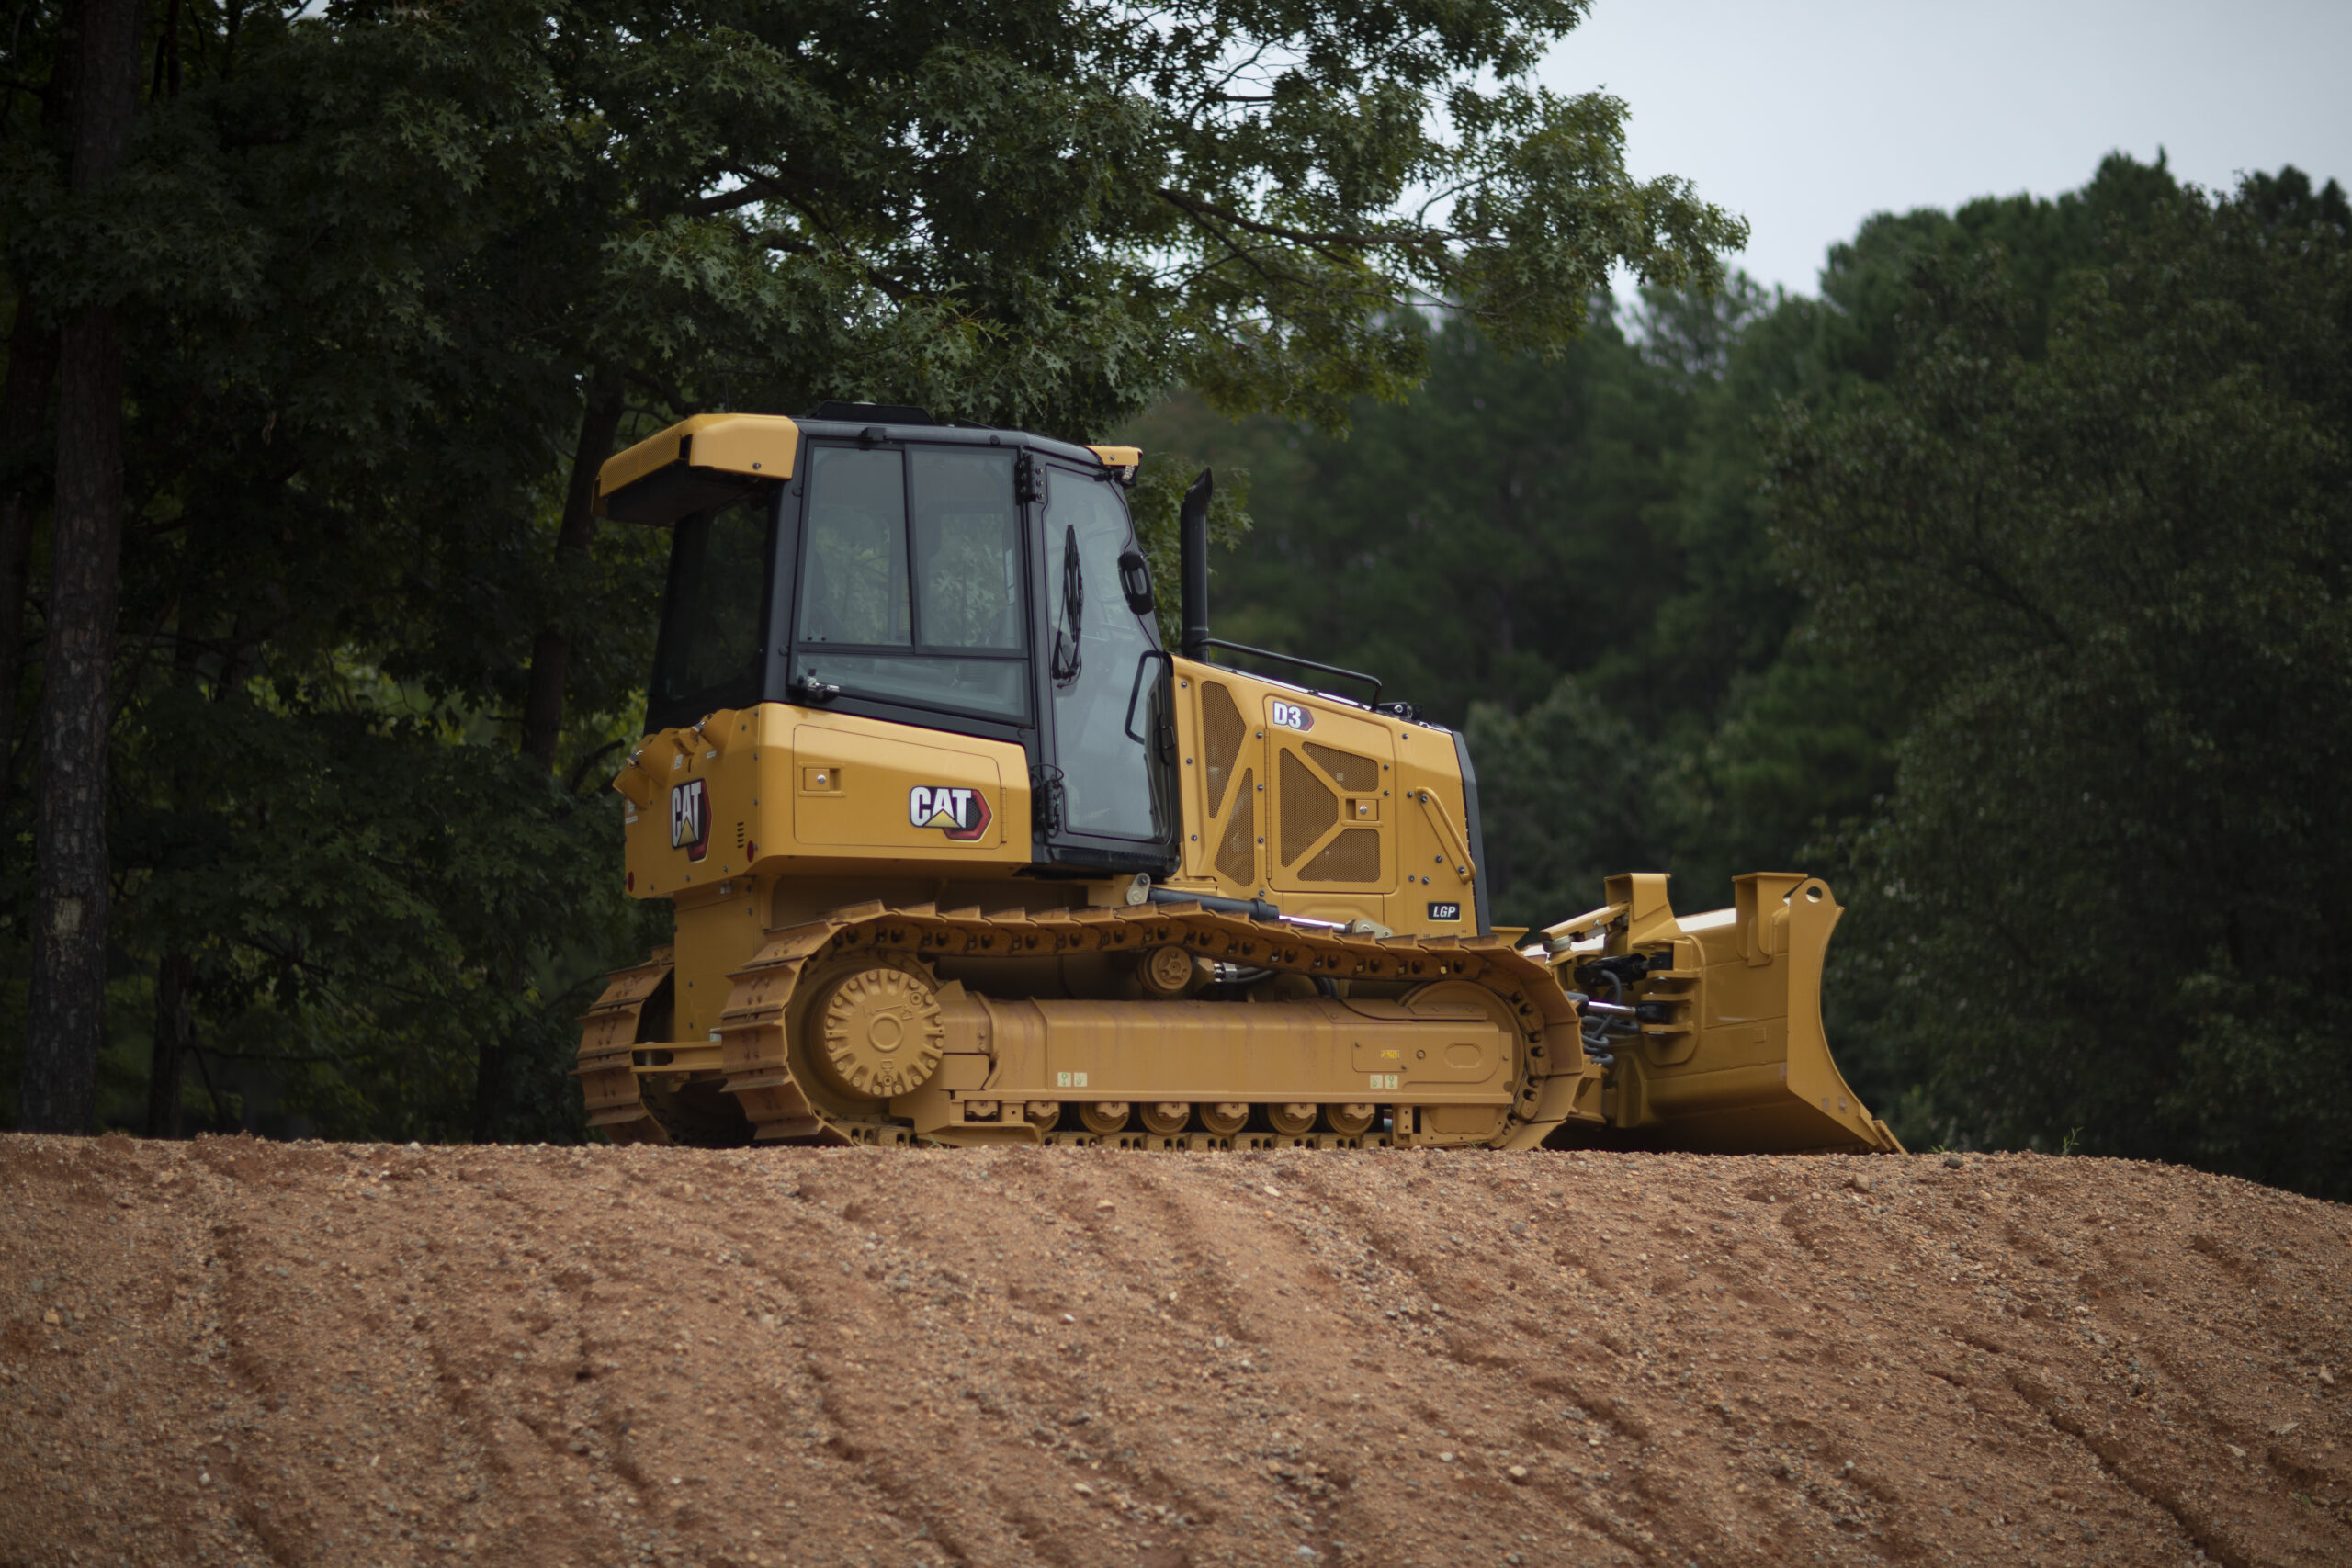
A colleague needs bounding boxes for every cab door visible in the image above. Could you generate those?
[1036,460,1170,863]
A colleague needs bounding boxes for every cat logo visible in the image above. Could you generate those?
[908,784,992,841]
[670,778,711,861]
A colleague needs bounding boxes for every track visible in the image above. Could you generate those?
[579,900,1594,1151]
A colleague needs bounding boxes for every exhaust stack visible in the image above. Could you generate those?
[1179,468,1213,660]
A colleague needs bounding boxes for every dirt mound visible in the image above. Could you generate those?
[2,1134,2346,1568]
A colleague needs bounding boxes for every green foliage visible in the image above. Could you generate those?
[1464,676,1661,924]
[1125,455,1254,651]
[0,0,1740,1138]
[1125,277,1897,914]
[1768,167,2352,1196]
[1131,306,1706,725]
[1131,153,2352,1200]
[115,688,635,1142]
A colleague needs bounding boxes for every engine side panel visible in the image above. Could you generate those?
[1163,658,1480,939]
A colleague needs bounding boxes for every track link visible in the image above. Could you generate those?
[579,899,1600,1150]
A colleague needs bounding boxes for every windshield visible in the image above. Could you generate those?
[792,444,1028,721]
[647,491,775,731]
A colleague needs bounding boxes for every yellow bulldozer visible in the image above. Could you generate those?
[575,404,1900,1156]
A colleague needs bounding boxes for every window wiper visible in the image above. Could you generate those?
[1051,523,1084,683]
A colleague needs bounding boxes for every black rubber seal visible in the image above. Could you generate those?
[1450,728,1493,937]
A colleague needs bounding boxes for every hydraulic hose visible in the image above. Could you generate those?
[1573,974,1640,1071]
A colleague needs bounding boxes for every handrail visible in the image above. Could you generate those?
[1198,638,1382,705]
[1124,649,1173,744]
[1410,786,1476,883]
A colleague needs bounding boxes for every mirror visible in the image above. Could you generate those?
[1117,547,1155,615]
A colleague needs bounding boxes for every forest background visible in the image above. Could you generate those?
[3,3,2346,1202]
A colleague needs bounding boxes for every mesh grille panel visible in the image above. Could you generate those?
[1216,768,1256,886]
[1304,742,1380,792]
[1200,682,1245,818]
[1301,827,1381,883]
[1279,749,1339,866]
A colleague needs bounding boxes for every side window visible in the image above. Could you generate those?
[790,444,1029,722]
[1045,468,1161,842]
[797,446,911,647]
[910,448,1023,651]
[646,491,775,730]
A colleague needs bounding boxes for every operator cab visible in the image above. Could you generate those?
[600,404,1170,874]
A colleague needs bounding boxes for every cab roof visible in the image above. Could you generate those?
[594,407,1139,525]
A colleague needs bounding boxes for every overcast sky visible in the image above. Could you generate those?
[1543,0,2352,297]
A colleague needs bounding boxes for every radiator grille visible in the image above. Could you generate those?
[1304,742,1380,792]
[1216,767,1256,886]
[1279,749,1339,866]
[1201,682,1245,818]
[1301,826,1381,883]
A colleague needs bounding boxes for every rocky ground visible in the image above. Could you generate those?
[2,1134,2347,1568]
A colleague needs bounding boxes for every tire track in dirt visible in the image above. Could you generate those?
[4,1136,2349,1568]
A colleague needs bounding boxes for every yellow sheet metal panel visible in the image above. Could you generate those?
[1384,714,1476,933]
[599,420,695,500]
[957,994,1513,1105]
[623,705,792,897]
[1167,660,1257,898]
[1264,697,1396,897]
[787,716,1030,863]
[670,882,769,1043]
[595,412,801,511]
[1162,654,1477,936]
[622,703,1033,900]
[1085,444,1142,479]
[686,413,801,480]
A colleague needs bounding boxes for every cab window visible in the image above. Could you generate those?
[647,491,775,730]
[792,445,1028,721]
[797,446,910,646]
[1045,467,1161,842]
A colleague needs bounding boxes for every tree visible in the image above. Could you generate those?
[1204,310,1700,725]
[1117,154,2263,1149]
[17,0,143,1134]
[1769,168,2352,1195]
[0,0,1745,1136]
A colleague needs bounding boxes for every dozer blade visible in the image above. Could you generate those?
[1559,872,1902,1155]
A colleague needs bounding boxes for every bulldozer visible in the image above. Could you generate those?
[575,404,1901,1156]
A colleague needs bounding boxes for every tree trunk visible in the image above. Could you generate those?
[470,1005,507,1145]
[18,0,144,1135]
[488,380,624,1140]
[470,934,537,1145]
[0,300,59,782]
[518,377,625,770]
[150,0,181,101]
[0,17,77,787]
[144,950,192,1136]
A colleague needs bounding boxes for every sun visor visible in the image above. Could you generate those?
[594,413,800,525]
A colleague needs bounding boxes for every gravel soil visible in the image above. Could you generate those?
[3,1133,2347,1568]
